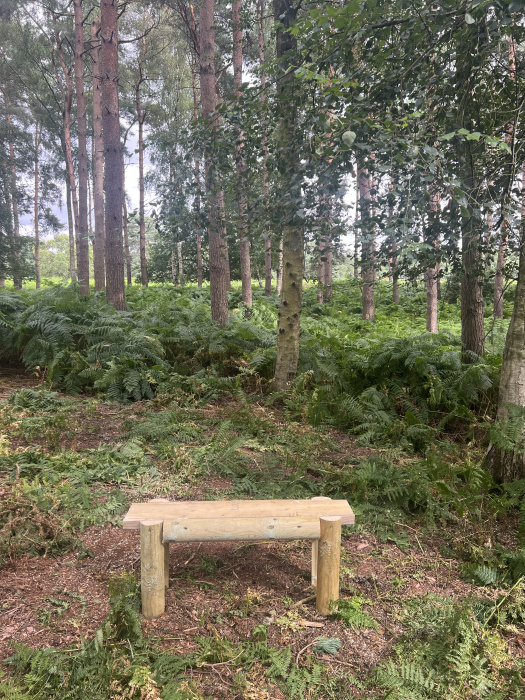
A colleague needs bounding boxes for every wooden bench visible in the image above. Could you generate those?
[123,497,355,619]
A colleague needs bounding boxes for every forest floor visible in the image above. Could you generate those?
[1,361,524,700]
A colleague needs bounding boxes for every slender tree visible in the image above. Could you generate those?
[273,0,303,390]
[101,0,125,310]
[73,0,90,294]
[233,0,252,307]
[91,16,105,291]
[200,0,228,324]
[34,123,42,289]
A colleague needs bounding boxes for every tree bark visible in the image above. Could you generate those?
[54,29,80,282]
[485,219,525,482]
[200,0,229,325]
[73,0,90,295]
[232,0,252,308]
[358,164,374,321]
[64,162,76,281]
[177,241,183,284]
[461,211,485,358]
[276,235,283,294]
[34,125,42,289]
[136,35,148,287]
[258,0,272,296]
[425,188,440,333]
[191,69,203,288]
[101,0,125,310]
[121,152,132,285]
[2,88,21,288]
[317,237,325,304]
[91,17,105,291]
[273,0,303,391]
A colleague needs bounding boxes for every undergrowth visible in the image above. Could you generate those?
[1,574,326,700]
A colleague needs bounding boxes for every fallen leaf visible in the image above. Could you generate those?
[356,543,369,551]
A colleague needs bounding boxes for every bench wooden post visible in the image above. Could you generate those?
[310,497,331,587]
[140,520,165,619]
[316,516,342,615]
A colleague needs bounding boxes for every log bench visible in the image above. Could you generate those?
[123,497,355,619]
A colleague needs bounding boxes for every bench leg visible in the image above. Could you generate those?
[311,540,318,587]
[316,516,342,615]
[164,542,170,588]
[140,520,165,619]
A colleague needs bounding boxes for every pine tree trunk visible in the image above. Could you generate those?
[190,69,203,288]
[324,233,333,300]
[137,100,148,287]
[358,165,374,321]
[2,89,21,288]
[91,17,106,291]
[121,152,132,285]
[317,237,325,304]
[354,176,359,279]
[55,31,81,283]
[136,35,148,287]
[34,125,42,289]
[65,165,76,281]
[200,0,229,325]
[233,0,252,308]
[101,0,125,310]
[73,0,90,295]
[171,248,177,285]
[177,242,183,284]
[273,0,303,390]
[258,0,272,297]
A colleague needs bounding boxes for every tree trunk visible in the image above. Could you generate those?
[461,211,485,358]
[65,164,76,281]
[136,35,148,287]
[91,17,105,291]
[317,237,325,304]
[2,89,21,288]
[425,188,440,333]
[34,125,42,289]
[73,0,90,295]
[358,164,374,321]
[171,248,177,284]
[55,31,81,283]
[485,227,525,482]
[258,0,272,296]
[494,234,506,319]
[121,152,132,285]
[191,70,203,288]
[101,0,125,310]
[232,0,252,308]
[273,0,303,391]
[137,97,148,287]
[276,235,283,294]
[324,232,333,301]
[200,0,229,325]
[177,241,183,284]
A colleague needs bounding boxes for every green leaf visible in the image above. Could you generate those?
[466,132,482,141]
[465,12,475,24]
[314,637,342,654]
[342,130,356,147]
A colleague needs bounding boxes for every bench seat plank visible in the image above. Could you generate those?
[123,499,354,529]
[162,516,321,543]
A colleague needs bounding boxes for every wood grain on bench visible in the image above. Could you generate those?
[123,498,355,529]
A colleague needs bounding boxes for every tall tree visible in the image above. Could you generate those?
[200,0,228,324]
[73,0,90,294]
[273,0,303,390]
[232,0,252,308]
[91,16,105,291]
[34,123,42,289]
[101,0,125,310]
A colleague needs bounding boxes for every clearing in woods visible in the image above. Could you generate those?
[0,351,523,699]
